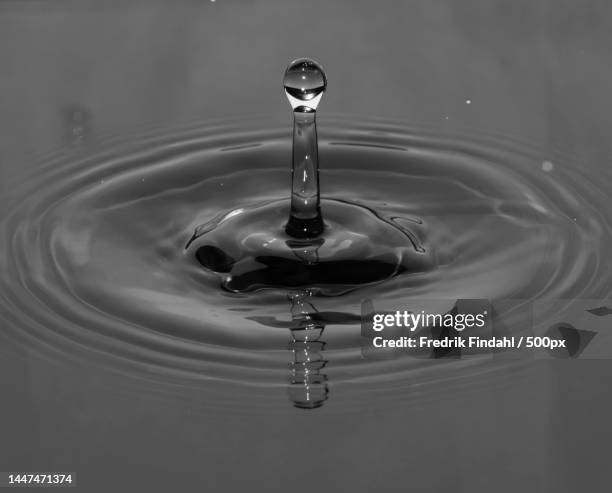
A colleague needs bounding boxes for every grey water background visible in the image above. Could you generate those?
[1,1,611,492]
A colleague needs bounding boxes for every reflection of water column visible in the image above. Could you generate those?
[287,292,329,409]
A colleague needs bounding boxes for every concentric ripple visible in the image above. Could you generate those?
[1,117,610,404]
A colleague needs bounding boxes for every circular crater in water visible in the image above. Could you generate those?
[186,196,432,295]
[0,117,610,402]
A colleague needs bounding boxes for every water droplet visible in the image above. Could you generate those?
[465,99,472,105]
[283,58,327,113]
[542,160,554,172]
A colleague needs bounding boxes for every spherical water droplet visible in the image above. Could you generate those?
[283,58,327,112]
[542,160,554,172]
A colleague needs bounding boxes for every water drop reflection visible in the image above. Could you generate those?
[62,104,93,148]
[287,291,329,409]
[248,291,364,409]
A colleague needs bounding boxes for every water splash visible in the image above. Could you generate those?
[0,116,610,409]
[187,60,432,292]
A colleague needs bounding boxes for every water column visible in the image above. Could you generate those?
[283,58,327,238]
